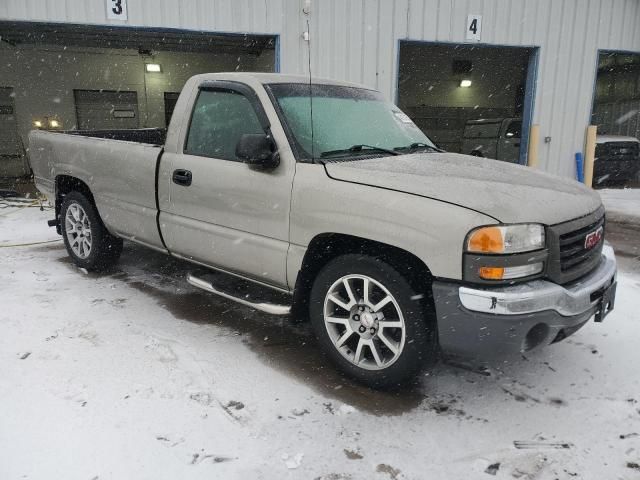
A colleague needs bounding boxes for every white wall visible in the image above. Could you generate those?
[2,0,640,178]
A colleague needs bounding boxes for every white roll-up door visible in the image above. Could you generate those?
[74,89,139,130]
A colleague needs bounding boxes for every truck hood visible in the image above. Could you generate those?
[324,152,602,224]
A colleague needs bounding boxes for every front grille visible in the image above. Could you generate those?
[558,216,604,271]
[546,207,605,284]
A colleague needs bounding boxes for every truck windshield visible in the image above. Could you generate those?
[267,83,436,161]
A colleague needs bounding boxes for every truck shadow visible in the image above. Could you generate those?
[54,241,563,417]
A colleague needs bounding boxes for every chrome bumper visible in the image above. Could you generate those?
[458,244,617,316]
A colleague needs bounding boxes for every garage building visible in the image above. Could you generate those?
[1,0,639,182]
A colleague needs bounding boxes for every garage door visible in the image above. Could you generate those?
[74,89,139,130]
[0,87,20,157]
[397,42,536,164]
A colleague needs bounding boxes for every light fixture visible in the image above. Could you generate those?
[460,79,472,88]
[33,120,43,128]
[49,119,60,128]
[145,63,162,73]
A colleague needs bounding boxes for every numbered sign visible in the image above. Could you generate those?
[466,14,482,42]
[106,0,128,20]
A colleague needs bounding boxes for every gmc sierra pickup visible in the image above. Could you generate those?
[29,73,617,387]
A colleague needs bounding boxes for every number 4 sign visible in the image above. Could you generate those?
[466,14,482,42]
[107,0,128,20]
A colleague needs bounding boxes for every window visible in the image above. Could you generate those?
[185,89,264,161]
[463,122,501,139]
[268,83,435,160]
[505,120,522,139]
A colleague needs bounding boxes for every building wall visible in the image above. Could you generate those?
[2,0,640,178]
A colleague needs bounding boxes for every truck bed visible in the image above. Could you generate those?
[29,129,166,251]
[65,128,166,146]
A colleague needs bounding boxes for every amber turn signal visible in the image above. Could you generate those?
[478,266,505,280]
[467,227,504,253]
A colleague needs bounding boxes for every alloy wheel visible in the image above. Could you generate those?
[323,274,406,370]
[64,203,92,259]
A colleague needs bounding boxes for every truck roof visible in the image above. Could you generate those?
[464,117,518,125]
[186,72,373,90]
[596,134,640,144]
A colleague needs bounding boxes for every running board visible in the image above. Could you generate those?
[186,272,291,316]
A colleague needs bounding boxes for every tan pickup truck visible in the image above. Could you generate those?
[29,73,617,388]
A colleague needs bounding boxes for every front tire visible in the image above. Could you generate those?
[309,254,437,389]
[60,191,123,271]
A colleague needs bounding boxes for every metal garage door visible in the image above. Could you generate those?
[0,87,21,157]
[74,89,139,130]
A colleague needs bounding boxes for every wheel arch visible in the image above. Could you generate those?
[291,232,435,322]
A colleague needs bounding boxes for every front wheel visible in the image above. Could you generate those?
[60,191,123,271]
[309,254,437,389]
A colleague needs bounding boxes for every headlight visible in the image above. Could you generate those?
[466,224,545,254]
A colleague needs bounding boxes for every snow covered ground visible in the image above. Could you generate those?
[599,188,640,225]
[1,205,640,480]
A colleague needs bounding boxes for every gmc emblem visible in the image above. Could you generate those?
[584,226,603,250]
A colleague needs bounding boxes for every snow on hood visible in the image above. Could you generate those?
[324,152,603,225]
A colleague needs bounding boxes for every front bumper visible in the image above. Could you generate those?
[433,244,617,360]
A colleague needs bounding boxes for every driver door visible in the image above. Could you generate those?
[160,83,294,289]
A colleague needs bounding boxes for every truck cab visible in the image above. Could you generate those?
[593,134,640,187]
[460,117,522,163]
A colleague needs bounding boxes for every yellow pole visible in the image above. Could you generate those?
[527,124,540,168]
[583,125,598,187]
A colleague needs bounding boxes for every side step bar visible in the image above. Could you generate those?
[186,272,291,316]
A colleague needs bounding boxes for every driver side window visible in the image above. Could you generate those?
[185,89,264,161]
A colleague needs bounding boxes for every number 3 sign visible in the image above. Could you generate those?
[107,0,128,20]
[466,14,482,42]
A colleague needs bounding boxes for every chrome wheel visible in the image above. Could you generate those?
[65,203,92,259]
[323,274,406,370]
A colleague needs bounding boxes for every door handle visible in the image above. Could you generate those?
[513,143,520,147]
[172,169,192,186]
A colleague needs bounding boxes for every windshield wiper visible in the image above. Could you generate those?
[393,142,443,153]
[320,144,400,159]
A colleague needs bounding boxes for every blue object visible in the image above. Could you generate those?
[575,152,584,183]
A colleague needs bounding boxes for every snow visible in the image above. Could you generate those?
[599,188,640,225]
[2,206,640,480]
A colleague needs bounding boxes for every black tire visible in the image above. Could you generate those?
[309,254,437,389]
[60,191,123,271]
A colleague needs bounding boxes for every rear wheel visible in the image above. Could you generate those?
[309,254,436,388]
[60,191,122,271]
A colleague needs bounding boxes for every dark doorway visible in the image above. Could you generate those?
[164,92,180,127]
[397,42,537,164]
[590,51,640,187]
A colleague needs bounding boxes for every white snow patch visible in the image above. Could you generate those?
[599,188,640,224]
[281,452,304,469]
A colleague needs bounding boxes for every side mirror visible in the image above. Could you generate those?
[236,133,279,169]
